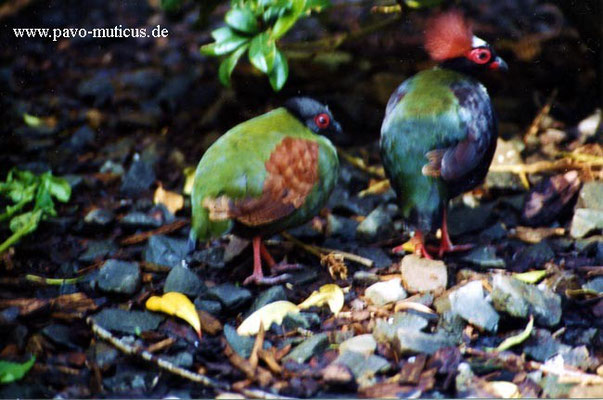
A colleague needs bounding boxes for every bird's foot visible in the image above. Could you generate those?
[392,233,434,259]
[270,261,303,274]
[436,242,474,258]
[243,272,292,286]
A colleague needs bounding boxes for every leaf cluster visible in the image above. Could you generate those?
[201,0,331,91]
[0,169,71,254]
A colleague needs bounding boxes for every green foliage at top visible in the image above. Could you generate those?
[0,169,71,254]
[0,356,35,384]
[200,0,331,91]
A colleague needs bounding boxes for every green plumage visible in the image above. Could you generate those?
[381,68,494,232]
[190,107,339,242]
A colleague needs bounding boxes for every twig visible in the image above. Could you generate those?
[488,158,602,175]
[281,232,374,267]
[120,219,189,245]
[338,149,386,178]
[87,316,228,390]
[523,89,557,142]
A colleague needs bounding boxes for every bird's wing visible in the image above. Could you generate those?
[203,137,320,227]
[422,80,495,182]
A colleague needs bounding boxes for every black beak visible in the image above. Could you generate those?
[490,56,508,71]
[330,120,350,146]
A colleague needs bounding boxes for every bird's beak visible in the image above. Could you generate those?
[490,56,508,71]
[330,120,350,146]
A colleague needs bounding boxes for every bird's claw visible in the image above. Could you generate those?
[270,262,303,274]
[243,273,293,286]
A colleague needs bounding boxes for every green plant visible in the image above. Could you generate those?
[0,169,71,255]
[0,356,35,384]
[201,0,331,91]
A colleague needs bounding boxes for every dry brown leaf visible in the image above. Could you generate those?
[154,183,184,215]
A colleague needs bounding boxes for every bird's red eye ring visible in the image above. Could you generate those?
[315,113,330,129]
[467,48,491,64]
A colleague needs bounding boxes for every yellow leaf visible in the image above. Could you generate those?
[494,315,533,352]
[359,179,391,197]
[154,183,184,215]
[398,239,415,254]
[237,301,299,336]
[146,292,201,337]
[298,283,344,315]
[182,166,196,196]
[513,270,547,284]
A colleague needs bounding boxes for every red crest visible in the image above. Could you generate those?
[424,11,473,61]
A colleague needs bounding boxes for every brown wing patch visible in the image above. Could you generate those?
[204,137,319,226]
[422,149,445,177]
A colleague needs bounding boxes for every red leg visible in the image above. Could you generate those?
[392,230,433,259]
[243,236,265,285]
[259,242,276,268]
[438,207,473,257]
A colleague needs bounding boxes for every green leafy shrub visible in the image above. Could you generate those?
[201,0,331,91]
[0,169,71,254]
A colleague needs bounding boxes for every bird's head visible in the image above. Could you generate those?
[424,11,507,74]
[284,97,347,145]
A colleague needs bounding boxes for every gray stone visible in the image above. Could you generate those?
[68,125,95,151]
[77,74,114,106]
[206,283,252,310]
[288,268,319,286]
[120,159,155,197]
[461,246,506,269]
[365,278,407,306]
[144,235,188,268]
[481,223,508,241]
[78,239,118,263]
[571,208,603,238]
[41,324,79,350]
[394,329,454,355]
[339,334,377,357]
[356,206,394,242]
[164,266,204,297]
[577,181,603,210]
[84,208,114,227]
[282,312,320,331]
[93,341,120,370]
[448,203,495,236]
[283,333,329,364]
[326,214,358,240]
[485,139,526,191]
[356,247,393,269]
[97,259,141,295]
[247,286,287,315]
[93,309,163,335]
[491,274,562,327]
[163,352,193,368]
[333,351,390,388]
[120,212,163,229]
[194,299,222,316]
[583,277,603,293]
[191,247,225,269]
[512,241,555,271]
[524,329,570,361]
[400,255,448,293]
[449,281,499,332]
[373,312,429,344]
[224,324,256,358]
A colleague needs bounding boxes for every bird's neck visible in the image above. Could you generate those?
[438,58,481,77]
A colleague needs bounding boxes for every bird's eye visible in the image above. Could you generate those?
[314,113,330,129]
[468,48,491,64]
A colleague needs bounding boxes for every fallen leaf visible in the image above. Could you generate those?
[154,183,184,215]
[321,253,347,280]
[514,226,565,244]
[182,166,196,196]
[146,292,201,337]
[237,301,299,336]
[359,179,391,197]
[513,270,547,284]
[298,283,345,315]
[0,355,35,384]
[494,315,534,352]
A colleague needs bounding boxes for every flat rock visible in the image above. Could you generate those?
[365,278,407,306]
[449,281,499,332]
[120,212,163,229]
[524,329,570,361]
[224,324,256,358]
[576,181,603,210]
[333,351,390,388]
[394,328,454,355]
[93,309,163,335]
[461,246,505,269]
[326,214,359,240]
[338,334,377,357]
[97,259,141,295]
[353,271,379,286]
[400,255,447,293]
[247,286,287,315]
[164,266,204,297]
[84,208,114,228]
[194,299,222,316]
[41,324,80,350]
[356,206,394,242]
[491,274,562,327]
[144,235,188,268]
[78,239,118,263]
[190,247,225,269]
[570,208,603,238]
[485,138,526,191]
[448,203,495,236]
[583,276,603,293]
[120,159,155,197]
[373,312,429,344]
[282,312,320,331]
[356,247,393,269]
[512,241,555,272]
[283,333,329,364]
[206,283,252,310]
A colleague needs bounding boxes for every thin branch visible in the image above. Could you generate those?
[120,219,189,245]
[281,232,374,267]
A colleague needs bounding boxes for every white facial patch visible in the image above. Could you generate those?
[471,36,487,48]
